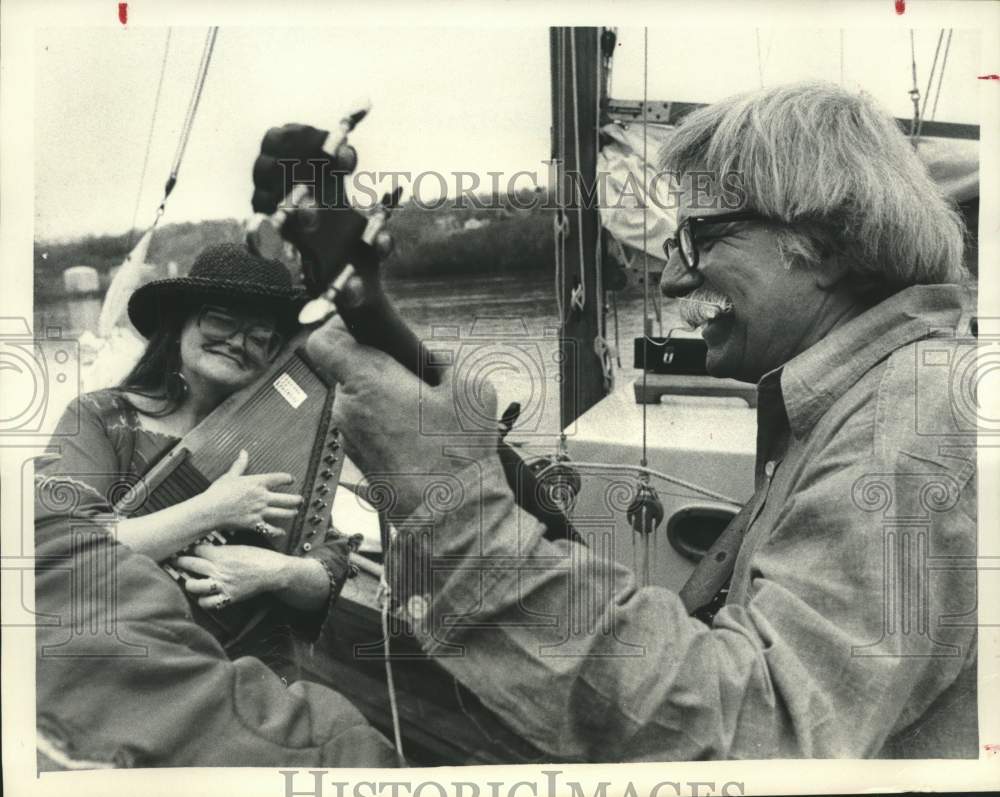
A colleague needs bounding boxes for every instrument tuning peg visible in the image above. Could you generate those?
[498,401,522,440]
[247,101,374,261]
[373,230,394,259]
[382,186,404,211]
[343,98,372,129]
[297,182,402,326]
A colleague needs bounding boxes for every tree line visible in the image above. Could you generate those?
[35,194,555,300]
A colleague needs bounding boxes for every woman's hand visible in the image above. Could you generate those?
[115,453,302,563]
[175,544,292,609]
[198,450,303,536]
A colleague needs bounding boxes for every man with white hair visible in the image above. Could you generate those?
[306,81,978,760]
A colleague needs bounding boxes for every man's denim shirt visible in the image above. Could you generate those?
[387,284,979,760]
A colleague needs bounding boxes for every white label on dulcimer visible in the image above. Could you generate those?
[273,373,307,408]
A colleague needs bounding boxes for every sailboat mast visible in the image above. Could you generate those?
[550,26,610,430]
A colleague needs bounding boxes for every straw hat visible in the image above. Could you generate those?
[127,243,305,337]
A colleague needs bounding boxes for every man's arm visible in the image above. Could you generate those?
[385,453,976,760]
[303,309,976,761]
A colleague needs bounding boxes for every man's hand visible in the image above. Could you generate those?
[251,123,369,296]
[306,315,499,520]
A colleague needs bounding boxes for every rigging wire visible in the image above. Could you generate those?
[100,26,219,338]
[916,29,945,138]
[594,30,604,339]
[908,30,921,139]
[126,28,172,251]
[839,30,845,85]
[594,29,615,392]
[609,237,631,369]
[569,30,586,313]
[640,26,649,468]
[931,29,953,120]
[529,458,741,511]
[754,28,775,88]
[755,29,764,88]
[651,270,664,336]
[160,26,218,210]
[611,289,622,368]
[553,29,568,326]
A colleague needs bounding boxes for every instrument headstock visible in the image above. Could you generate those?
[246,101,400,317]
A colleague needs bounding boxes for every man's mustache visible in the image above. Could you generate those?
[675,288,735,328]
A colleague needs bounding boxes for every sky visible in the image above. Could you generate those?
[34,24,982,241]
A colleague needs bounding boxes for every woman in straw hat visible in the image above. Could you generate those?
[32,243,399,768]
[36,243,357,677]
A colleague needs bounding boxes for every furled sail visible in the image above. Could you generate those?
[96,225,156,338]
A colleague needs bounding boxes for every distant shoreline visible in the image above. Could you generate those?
[34,195,558,301]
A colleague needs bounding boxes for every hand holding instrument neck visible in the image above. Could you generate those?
[248,109,446,388]
[250,116,576,543]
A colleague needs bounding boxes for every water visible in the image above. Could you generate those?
[35,272,685,446]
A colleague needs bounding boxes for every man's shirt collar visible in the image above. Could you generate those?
[759,284,972,439]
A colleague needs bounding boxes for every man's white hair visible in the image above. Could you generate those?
[659,80,968,298]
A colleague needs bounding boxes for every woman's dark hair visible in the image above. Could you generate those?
[115,305,189,418]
